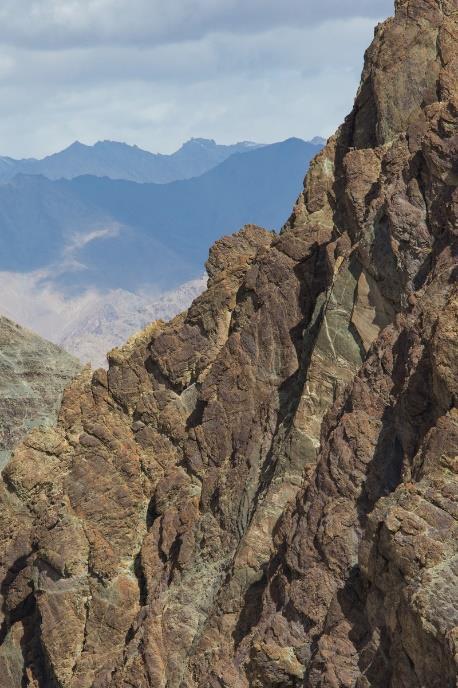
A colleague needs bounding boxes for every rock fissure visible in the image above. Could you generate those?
[0,1,457,686]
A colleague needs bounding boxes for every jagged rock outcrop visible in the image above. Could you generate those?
[0,1,456,687]
[0,317,82,469]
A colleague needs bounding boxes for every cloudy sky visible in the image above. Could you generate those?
[0,0,394,158]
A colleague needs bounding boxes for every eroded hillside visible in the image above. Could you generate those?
[0,1,456,686]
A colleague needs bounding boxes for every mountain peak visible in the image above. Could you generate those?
[309,135,326,145]
[94,140,141,150]
[180,138,217,150]
[0,2,456,686]
[66,140,87,150]
[0,137,273,184]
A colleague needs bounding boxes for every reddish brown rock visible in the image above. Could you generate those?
[0,1,456,687]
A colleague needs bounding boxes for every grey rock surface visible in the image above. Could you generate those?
[0,316,82,468]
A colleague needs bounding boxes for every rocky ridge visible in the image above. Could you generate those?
[0,1,456,687]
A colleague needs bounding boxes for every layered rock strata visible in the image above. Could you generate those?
[0,1,456,687]
[0,317,82,469]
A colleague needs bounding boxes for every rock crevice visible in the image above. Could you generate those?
[0,1,456,686]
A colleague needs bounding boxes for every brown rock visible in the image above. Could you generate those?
[0,1,456,687]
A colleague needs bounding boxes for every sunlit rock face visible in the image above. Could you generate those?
[0,1,456,686]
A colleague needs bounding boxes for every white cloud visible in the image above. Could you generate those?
[0,13,392,157]
[0,1,393,48]
[0,1,397,359]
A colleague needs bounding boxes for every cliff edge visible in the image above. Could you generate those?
[0,1,456,686]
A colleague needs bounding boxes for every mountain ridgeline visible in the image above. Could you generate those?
[0,138,322,292]
[0,2,456,688]
[0,138,265,184]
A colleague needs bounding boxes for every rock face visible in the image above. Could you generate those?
[0,1,456,687]
[0,317,82,469]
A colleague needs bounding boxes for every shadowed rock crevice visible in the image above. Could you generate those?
[0,554,32,646]
[0,1,456,686]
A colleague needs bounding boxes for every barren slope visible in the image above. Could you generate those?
[0,1,456,687]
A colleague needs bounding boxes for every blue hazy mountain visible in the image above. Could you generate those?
[0,138,322,292]
[0,138,265,184]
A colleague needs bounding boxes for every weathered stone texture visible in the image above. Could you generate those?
[0,316,82,468]
[0,1,456,686]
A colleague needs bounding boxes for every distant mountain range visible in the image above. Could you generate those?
[0,138,265,184]
[0,137,323,293]
[0,135,324,364]
[57,276,208,368]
